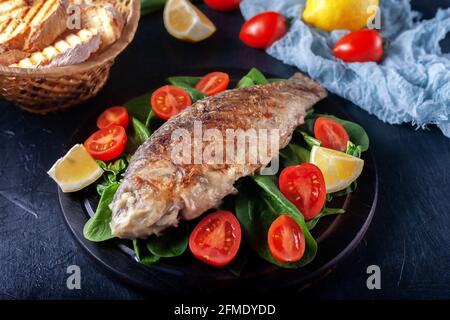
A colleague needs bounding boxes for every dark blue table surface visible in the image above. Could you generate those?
[1,1,449,300]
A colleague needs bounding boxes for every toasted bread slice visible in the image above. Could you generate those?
[0,0,29,16]
[11,28,100,68]
[0,0,45,49]
[25,0,68,51]
[0,2,30,66]
[79,3,124,51]
[0,0,68,52]
[0,6,29,31]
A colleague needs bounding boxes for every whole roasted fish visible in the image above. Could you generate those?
[110,73,327,239]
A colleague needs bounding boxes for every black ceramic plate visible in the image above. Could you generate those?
[58,69,378,295]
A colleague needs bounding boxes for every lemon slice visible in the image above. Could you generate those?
[310,146,364,193]
[48,144,104,193]
[163,0,216,42]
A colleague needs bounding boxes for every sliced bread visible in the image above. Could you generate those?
[0,0,68,53]
[0,2,30,66]
[25,0,69,52]
[78,3,124,51]
[0,0,29,16]
[10,28,100,68]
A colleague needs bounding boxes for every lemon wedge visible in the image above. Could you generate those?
[310,146,364,193]
[48,144,103,193]
[163,0,216,42]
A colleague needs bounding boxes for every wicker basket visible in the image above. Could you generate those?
[0,0,140,114]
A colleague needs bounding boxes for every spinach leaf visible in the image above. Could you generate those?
[133,239,160,266]
[333,181,357,198]
[126,117,150,154]
[346,141,362,158]
[279,144,310,167]
[132,117,150,144]
[110,158,127,174]
[83,183,119,242]
[237,68,269,88]
[95,180,111,197]
[166,76,206,102]
[140,0,165,14]
[145,109,157,129]
[236,176,317,268]
[97,158,127,176]
[123,89,162,132]
[124,92,152,124]
[306,207,345,230]
[299,130,321,149]
[327,181,358,202]
[167,76,200,88]
[141,0,165,15]
[96,180,110,196]
[236,76,254,88]
[123,89,167,135]
[145,102,167,132]
[306,108,315,117]
[245,68,269,85]
[146,224,189,258]
[305,114,369,152]
[95,158,128,196]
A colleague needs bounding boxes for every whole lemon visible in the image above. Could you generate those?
[303,0,379,31]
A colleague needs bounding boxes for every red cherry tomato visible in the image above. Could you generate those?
[204,0,240,12]
[314,117,349,151]
[151,85,192,120]
[279,163,326,221]
[189,210,241,267]
[268,214,305,263]
[195,72,230,96]
[333,29,383,63]
[84,125,127,161]
[96,106,129,129]
[239,11,287,49]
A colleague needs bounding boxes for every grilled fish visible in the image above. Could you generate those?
[110,73,327,239]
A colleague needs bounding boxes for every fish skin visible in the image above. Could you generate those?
[110,73,327,239]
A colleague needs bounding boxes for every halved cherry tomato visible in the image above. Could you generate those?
[333,29,383,63]
[279,163,326,221]
[189,210,241,267]
[314,117,349,151]
[84,125,127,161]
[268,215,305,263]
[151,85,192,120]
[96,106,129,129]
[195,72,230,96]
[239,11,287,49]
[204,0,240,12]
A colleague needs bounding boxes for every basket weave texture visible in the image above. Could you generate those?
[0,0,140,114]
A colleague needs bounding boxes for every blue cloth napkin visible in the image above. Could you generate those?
[240,0,450,137]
